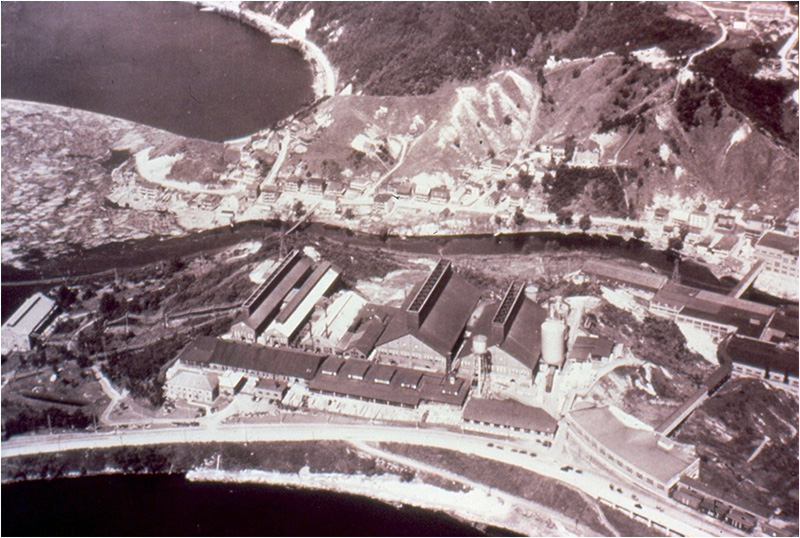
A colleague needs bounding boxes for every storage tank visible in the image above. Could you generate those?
[541,319,566,368]
[472,334,488,355]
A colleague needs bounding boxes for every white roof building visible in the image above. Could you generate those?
[1,292,57,354]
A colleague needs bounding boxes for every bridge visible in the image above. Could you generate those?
[728,260,763,298]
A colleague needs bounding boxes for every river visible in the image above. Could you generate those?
[0,2,314,142]
[1,474,514,536]
[2,220,792,320]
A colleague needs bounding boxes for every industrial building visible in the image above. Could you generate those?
[230,251,341,345]
[176,336,327,384]
[1,292,58,355]
[370,260,481,373]
[308,356,470,408]
[722,335,798,392]
[649,282,775,339]
[164,369,220,404]
[754,231,798,278]
[674,477,772,533]
[582,260,668,293]
[565,405,700,496]
[457,281,548,389]
[462,398,557,442]
[566,336,617,362]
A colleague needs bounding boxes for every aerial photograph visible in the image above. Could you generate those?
[1,1,798,536]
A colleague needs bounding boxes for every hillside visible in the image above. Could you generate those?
[256,1,712,96]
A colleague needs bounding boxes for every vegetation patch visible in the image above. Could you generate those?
[543,166,628,217]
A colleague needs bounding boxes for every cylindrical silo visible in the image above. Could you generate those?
[541,319,566,368]
[472,334,488,355]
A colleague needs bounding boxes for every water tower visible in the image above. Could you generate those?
[473,334,491,398]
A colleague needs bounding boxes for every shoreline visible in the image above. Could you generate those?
[192,1,336,101]
[185,467,548,536]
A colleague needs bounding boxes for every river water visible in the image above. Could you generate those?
[1,221,791,319]
[0,2,314,141]
[1,474,512,536]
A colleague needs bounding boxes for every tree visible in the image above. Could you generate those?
[343,208,355,220]
[667,236,684,251]
[99,293,120,318]
[556,209,574,226]
[293,200,306,219]
[56,285,77,310]
[513,207,527,228]
[633,227,646,240]
[517,171,533,191]
[503,115,513,126]
[497,179,507,190]
[579,214,592,232]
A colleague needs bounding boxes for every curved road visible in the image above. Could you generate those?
[2,422,742,537]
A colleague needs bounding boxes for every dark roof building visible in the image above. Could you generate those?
[373,260,481,371]
[567,336,616,361]
[583,260,668,292]
[462,398,557,435]
[723,335,798,390]
[459,281,547,373]
[308,357,470,408]
[650,282,775,339]
[179,336,326,381]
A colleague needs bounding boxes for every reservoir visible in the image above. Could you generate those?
[0,2,315,142]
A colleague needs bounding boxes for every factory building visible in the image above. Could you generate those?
[175,336,327,385]
[582,260,668,293]
[230,251,340,345]
[371,260,481,373]
[308,356,470,408]
[565,405,700,496]
[1,292,58,355]
[649,283,775,339]
[457,281,547,389]
[462,398,557,442]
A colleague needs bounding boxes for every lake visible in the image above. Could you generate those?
[0,2,314,141]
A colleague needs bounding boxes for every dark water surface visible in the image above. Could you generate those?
[1,2,314,141]
[1,474,513,536]
[2,221,793,319]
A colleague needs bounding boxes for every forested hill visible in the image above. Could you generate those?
[254,1,713,96]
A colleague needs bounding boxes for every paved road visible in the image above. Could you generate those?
[3,421,741,536]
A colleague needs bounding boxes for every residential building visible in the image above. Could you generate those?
[457,281,547,388]
[304,177,325,195]
[284,177,302,192]
[754,231,798,278]
[393,182,413,199]
[565,405,700,496]
[373,259,481,373]
[373,193,395,213]
[688,211,711,231]
[259,185,280,204]
[486,191,503,207]
[430,186,451,204]
[349,177,370,192]
[1,292,58,355]
[326,180,347,197]
[715,214,736,232]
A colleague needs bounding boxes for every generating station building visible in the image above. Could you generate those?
[1,292,58,355]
